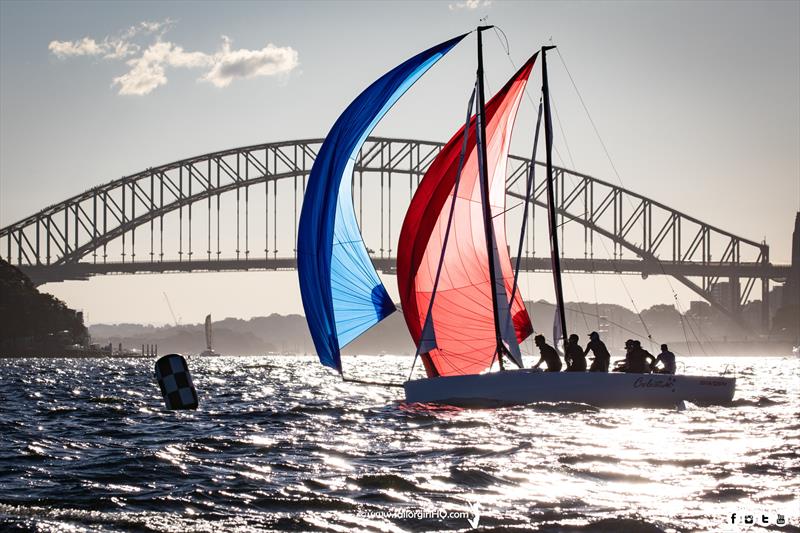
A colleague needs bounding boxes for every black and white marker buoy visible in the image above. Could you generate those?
[154,353,198,410]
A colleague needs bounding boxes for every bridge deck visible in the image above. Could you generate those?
[21,257,790,286]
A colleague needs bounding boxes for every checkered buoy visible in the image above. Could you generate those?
[154,354,198,410]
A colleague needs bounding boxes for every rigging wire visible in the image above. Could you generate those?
[673,292,696,356]
[554,48,624,186]
[490,28,696,355]
[489,26,540,358]
[536,45,657,346]
[496,29,605,342]
[554,301,653,341]
[567,273,593,333]
[509,97,543,307]
[554,48,716,351]
[594,234,656,348]
[490,27,595,350]
[550,96,577,169]
[407,81,478,381]
[491,27,570,168]
[592,270,601,330]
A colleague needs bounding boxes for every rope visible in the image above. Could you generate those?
[491,27,570,167]
[509,97,543,305]
[567,274,592,334]
[556,49,717,355]
[555,47,624,186]
[407,82,477,381]
[491,30,602,344]
[546,47,662,349]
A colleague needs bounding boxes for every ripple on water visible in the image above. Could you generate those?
[0,355,798,532]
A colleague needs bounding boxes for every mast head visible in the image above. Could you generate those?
[477,25,494,32]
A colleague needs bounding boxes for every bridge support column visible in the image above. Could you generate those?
[762,276,770,332]
[762,246,770,332]
[729,276,741,317]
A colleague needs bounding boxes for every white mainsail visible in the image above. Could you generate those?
[204,314,212,351]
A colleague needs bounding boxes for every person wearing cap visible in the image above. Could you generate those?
[564,334,586,371]
[613,339,635,372]
[585,331,610,372]
[653,344,676,374]
[532,334,562,372]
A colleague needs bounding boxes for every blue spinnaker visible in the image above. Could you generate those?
[298,34,466,373]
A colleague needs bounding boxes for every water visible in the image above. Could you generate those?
[1,355,798,532]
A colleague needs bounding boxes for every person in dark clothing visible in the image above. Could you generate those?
[585,331,610,372]
[653,344,676,374]
[533,334,562,372]
[624,340,655,373]
[613,339,633,372]
[564,334,586,371]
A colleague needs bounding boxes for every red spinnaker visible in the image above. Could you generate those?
[397,56,536,377]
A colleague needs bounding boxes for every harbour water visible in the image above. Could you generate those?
[1,355,798,532]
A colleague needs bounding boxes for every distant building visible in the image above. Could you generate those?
[770,284,785,315]
[689,300,711,317]
[772,212,800,339]
[711,282,733,312]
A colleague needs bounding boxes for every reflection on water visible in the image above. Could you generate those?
[0,355,798,531]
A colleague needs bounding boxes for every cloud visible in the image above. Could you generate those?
[112,41,213,95]
[48,37,105,58]
[449,0,492,10]
[49,19,172,60]
[112,42,172,96]
[203,37,299,88]
[49,20,298,95]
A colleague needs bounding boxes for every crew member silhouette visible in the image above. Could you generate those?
[624,340,655,373]
[585,331,610,372]
[653,344,676,374]
[564,334,586,371]
[532,334,562,372]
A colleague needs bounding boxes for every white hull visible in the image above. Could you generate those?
[199,349,221,357]
[404,369,735,408]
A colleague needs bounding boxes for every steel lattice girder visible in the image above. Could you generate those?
[0,136,784,327]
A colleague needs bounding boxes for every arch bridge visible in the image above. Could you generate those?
[0,137,789,329]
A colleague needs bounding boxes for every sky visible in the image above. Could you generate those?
[1,0,798,326]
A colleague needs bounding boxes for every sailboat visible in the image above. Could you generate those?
[199,314,220,357]
[298,28,735,408]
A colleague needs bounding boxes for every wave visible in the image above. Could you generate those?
[2,355,797,532]
[700,485,755,501]
[447,467,508,487]
[347,473,421,493]
[86,396,126,405]
[728,396,782,407]
[526,401,601,414]
[559,454,619,465]
[558,518,668,533]
[644,457,709,467]
[569,468,651,484]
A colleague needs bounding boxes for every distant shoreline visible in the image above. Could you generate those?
[1,352,795,360]
[0,352,151,359]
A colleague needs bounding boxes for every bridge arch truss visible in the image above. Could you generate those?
[0,137,782,328]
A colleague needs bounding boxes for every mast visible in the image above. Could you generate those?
[205,314,212,350]
[475,26,506,367]
[541,45,568,348]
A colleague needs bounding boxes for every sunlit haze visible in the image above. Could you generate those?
[1,0,798,325]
